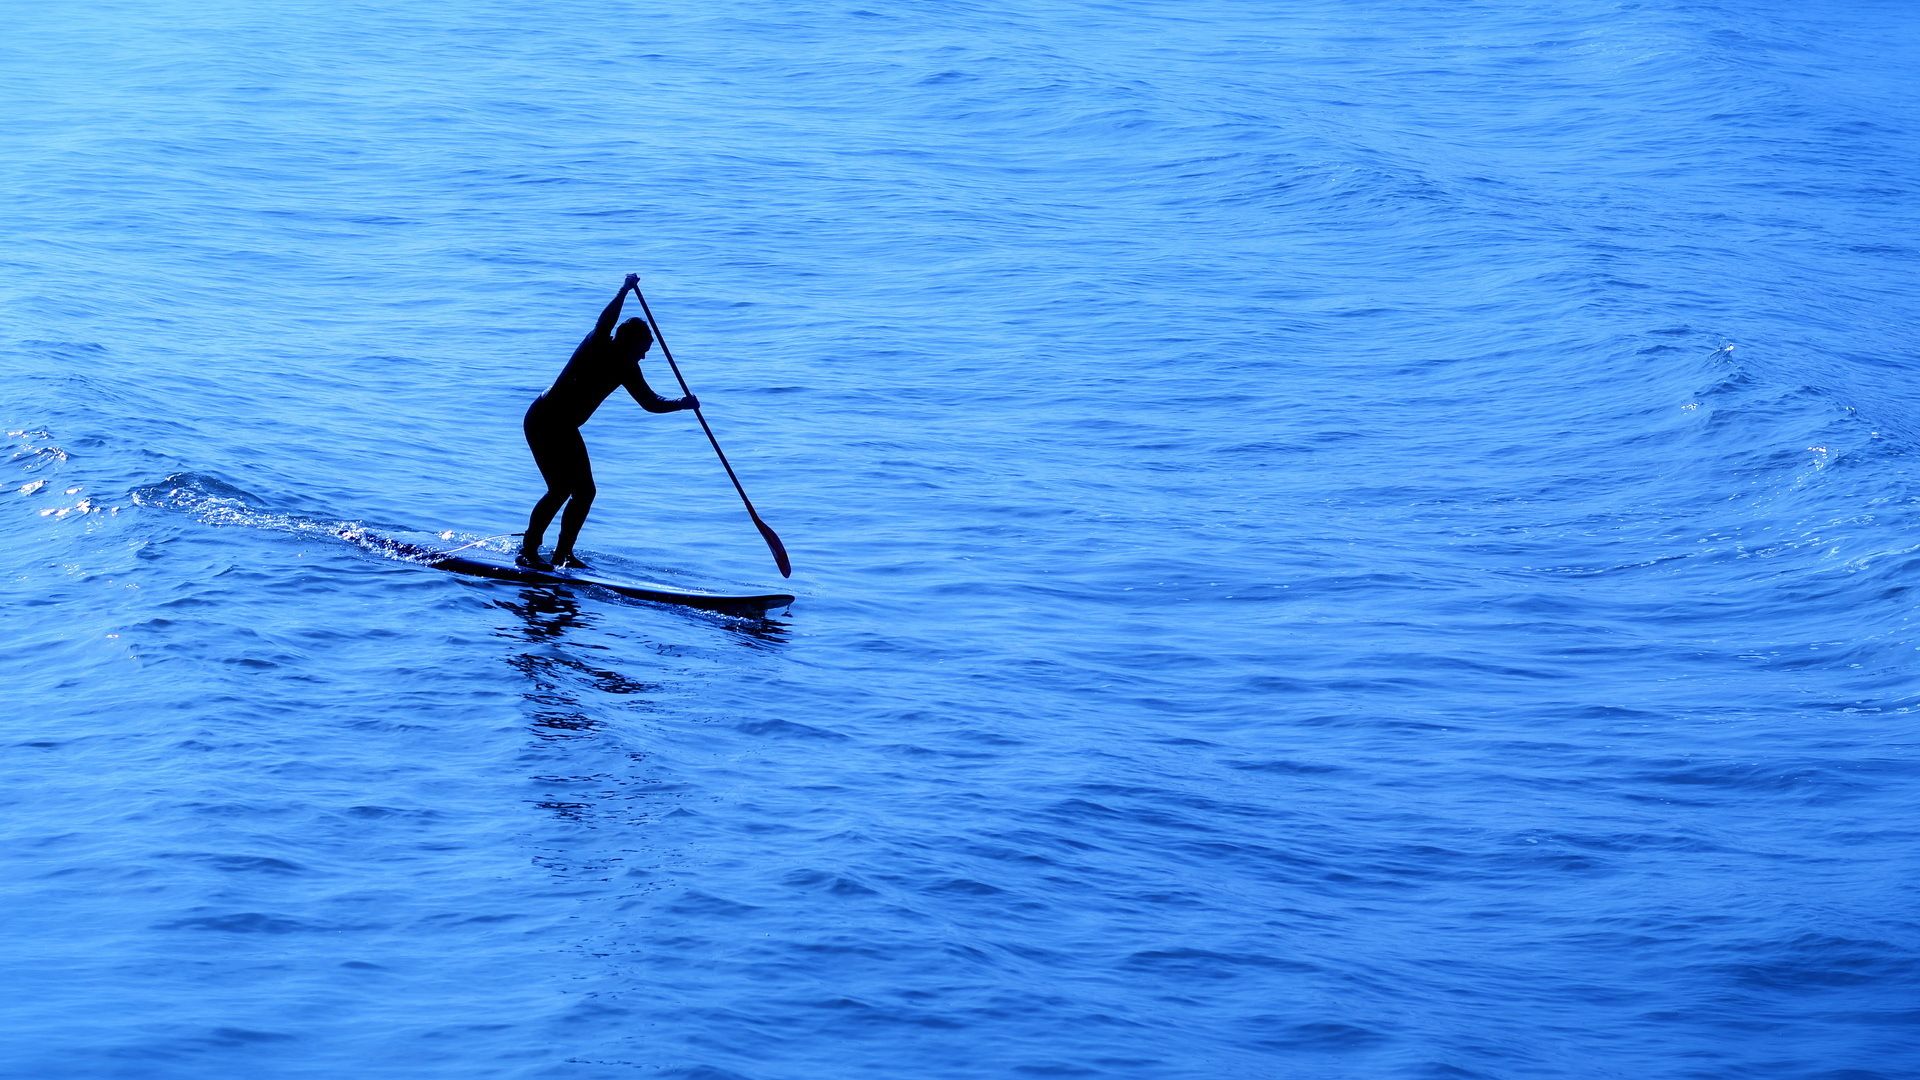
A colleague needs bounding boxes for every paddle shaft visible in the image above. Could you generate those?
[631,283,792,578]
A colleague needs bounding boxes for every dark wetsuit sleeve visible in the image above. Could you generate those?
[591,285,629,341]
[561,285,631,372]
[625,364,684,413]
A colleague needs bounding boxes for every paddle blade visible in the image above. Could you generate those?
[754,513,792,578]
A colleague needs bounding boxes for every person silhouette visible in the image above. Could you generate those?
[519,274,697,570]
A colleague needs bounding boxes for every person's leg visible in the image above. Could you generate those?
[521,405,577,566]
[522,490,567,562]
[551,450,596,569]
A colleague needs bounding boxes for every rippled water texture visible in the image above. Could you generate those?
[5,1,1920,1077]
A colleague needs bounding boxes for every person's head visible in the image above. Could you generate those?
[615,317,653,358]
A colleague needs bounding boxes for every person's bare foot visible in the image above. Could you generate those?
[553,552,590,571]
[516,548,553,571]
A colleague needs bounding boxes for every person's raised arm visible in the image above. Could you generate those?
[592,274,640,340]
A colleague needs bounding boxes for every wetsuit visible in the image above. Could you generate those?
[521,282,691,565]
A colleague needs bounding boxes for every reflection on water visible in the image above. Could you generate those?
[491,584,790,864]
[494,586,659,741]
[491,586,685,870]
[724,611,792,649]
[494,584,788,748]
[496,585,594,645]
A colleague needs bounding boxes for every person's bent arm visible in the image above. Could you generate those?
[626,372,697,415]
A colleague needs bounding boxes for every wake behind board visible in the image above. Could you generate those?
[427,547,794,618]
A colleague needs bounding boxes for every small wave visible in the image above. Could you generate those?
[128,471,458,565]
[154,911,344,934]
[130,472,275,524]
[6,429,69,471]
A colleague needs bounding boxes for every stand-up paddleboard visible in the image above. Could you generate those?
[124,475,793,617]
[421,544,794,618]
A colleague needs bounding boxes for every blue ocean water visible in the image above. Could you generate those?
[5,0,1919,1076]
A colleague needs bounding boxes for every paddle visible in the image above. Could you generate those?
[631,280,792,579]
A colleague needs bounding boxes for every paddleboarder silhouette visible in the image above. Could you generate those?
[519,274,697,570]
